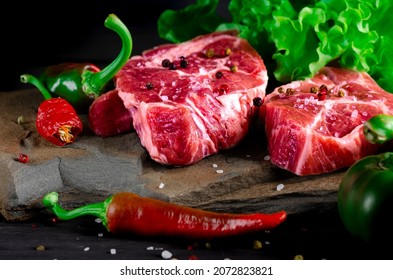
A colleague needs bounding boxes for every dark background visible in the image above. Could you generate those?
[1,0,230,92]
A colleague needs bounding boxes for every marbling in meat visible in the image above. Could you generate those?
[260,67,393,176]
[116,31,268,165]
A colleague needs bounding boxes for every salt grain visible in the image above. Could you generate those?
[276,183,285,191]
[161,250,173,259]
[84,247,90,252]
[95,218,102,224]
[263,155,270,161]
[146,246,154,250]
[110,248,117,255]
[159,182,165,189]
[216,169,224,174]
[212,163,218,168]
[98,233,103,237]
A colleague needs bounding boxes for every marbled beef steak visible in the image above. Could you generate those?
[115,31,268,165]
[260,66,393,176]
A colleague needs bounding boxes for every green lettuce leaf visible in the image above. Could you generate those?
[157,0,393,92]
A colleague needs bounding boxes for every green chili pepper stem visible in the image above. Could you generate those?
[42,192,111,229]
[81,13,133,96]
[20,74,52,100]
[364,114,393,144]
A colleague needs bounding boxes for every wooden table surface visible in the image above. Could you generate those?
[0,209,387,260]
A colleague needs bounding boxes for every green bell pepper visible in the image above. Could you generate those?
[338,114,393,242]
[337,152,393,242]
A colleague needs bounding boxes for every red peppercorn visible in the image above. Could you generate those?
[18,153,29,163]
[214,84,230,95]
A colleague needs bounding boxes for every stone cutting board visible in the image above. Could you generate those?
[0,89,345,221]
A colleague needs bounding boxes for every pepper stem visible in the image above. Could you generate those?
[20,74,52,100]
[364,114,393,144]
[81,13,133,96]
[42,192,111,230]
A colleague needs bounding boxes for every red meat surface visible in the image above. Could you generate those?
[115,31,268,165]
[260,67,393,176]
[88,89,133,137]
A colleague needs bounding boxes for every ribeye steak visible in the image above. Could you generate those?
[116,31,268,165]
[260,66,393,176]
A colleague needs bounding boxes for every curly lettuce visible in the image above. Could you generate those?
[157,0,393,93]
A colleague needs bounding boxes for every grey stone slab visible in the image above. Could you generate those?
[0,90,345,221]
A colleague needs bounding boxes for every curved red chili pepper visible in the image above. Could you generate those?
[42,192,287,239]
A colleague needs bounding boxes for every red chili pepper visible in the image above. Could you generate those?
[42,192,287,239]
[20,74,83,146]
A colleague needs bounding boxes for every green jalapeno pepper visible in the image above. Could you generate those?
[39,13,133,111]
[338,114,393,242]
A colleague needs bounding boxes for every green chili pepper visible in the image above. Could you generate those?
[39,13,133,111]
[337,152,393,242]
[364,114,393,144]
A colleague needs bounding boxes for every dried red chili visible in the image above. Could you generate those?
[42,191,287,239]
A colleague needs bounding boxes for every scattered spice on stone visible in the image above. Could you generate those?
[17,115,25,125]
[18,153,29,163]
[276,183,285,191]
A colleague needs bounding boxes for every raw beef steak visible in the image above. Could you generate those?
[260,67,393,176]
[88,89,133,137]
[115,31,268,165]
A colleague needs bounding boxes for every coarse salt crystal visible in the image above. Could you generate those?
[276,183,285,191]
[146,246,154,250]
[161,250,173,259]
[84,247,90,252]
[161,95,169,101]
[212,163,218,168]
[216,169,224,174]
[98,233,103,237]
[95,218,102,224]
[263,155,270,161]
[159,182,165,189]
[110,248,116,255]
